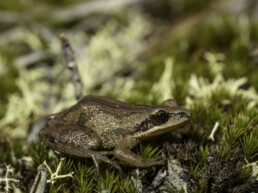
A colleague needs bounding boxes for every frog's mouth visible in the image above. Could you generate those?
[132,111,191,139]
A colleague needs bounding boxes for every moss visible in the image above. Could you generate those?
[29,141,49,167]
[0,66,19,118]
[0,2,257,192]
[0,138,25,163]
[72,161,94,193]
[182,0,212,12]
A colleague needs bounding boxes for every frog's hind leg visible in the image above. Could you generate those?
[91,153,124,177]
[56,144,123,177]
[42,124,123,176]
[61,145,123,177]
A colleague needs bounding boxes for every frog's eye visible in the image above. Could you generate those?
[49,136,55,143]
[154,110,169,123]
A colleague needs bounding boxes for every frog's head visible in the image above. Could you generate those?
[132,99,191,140]
[39,125,62,150]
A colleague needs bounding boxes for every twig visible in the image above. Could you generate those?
[0,11,29,24]
[249,44,258,64]
[141,0,244,59]
[73,14,111,32]
[29,164,48,193]
[27,66,53,144]
[59,33,83,100]
[27,118,48,144]
[10,151,17,166]
[14,52,55,68]
[51,0,146,23]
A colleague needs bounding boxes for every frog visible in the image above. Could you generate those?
[39,95,191,175]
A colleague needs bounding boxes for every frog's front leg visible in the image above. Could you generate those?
[114,136,165,167]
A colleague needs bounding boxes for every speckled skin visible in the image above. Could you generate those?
[40,95,191,168]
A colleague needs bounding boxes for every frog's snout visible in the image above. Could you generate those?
[177,112,190,118]
[175,108,191,119]
[176,112,191,122]
[183,108,191,118]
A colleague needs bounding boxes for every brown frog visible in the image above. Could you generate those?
[40,95,191,175]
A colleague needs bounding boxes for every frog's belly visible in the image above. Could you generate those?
[98,128,126,149]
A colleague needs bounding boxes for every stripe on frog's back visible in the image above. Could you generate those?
[78,95,156,113]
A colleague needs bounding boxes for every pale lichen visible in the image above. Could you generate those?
[0,11,151,138]
[246,162,258,181]
[0,165,20,193]
[151,57,174,103]
[208,121,219,142]
[186,52,258,108]
[44,158,74,185]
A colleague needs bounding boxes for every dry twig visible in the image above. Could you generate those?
[51,0,145,23]
[59,33,83,100]
[29,164,47,193]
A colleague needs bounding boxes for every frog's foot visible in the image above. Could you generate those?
[114,148,165,168]
[132,156,165,168]
[145,156,165,167]
[90,153,124,177]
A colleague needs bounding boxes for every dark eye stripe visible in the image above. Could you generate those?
[133,110,170,133]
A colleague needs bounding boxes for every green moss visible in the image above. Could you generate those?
[183,0,212,12]
[0,138,25,163]
[190,163,203,178]
[96,170,119,193]
[29,141,49,167]
[0,66,19,118]
[136,143,162,160]
[96,171,138,193]
[198,145,209,166]
[241,129,258,162]
[172,80,189,105]
[72,161,94,193]
[190,102,222,129]
[0,1,257,191]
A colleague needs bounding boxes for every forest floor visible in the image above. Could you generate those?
[0,0,257,192]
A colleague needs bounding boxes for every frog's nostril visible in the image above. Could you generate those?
[49,136,55,143]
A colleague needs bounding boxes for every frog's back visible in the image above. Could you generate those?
[47,95,155,150]
[79,95,154,113]
[78,96,154,149]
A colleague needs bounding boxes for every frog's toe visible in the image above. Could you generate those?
[146,156,165,167]
[91,154,100,178]
[92,154,124,177]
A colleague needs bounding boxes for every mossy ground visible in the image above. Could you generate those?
[0,0,257,192]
